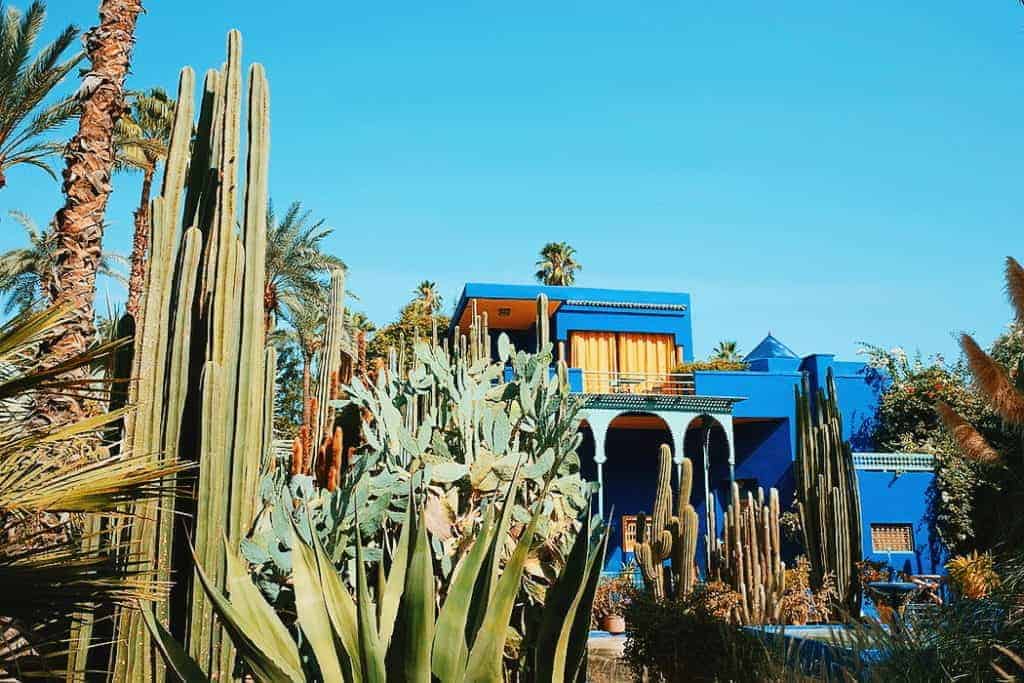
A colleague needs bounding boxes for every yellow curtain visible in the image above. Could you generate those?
[617,333,674,391]
[570,331,617,392]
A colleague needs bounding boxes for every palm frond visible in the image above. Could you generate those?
[1006,257,1024,323]
[961,333,1024,425]
[936,401,1002,465]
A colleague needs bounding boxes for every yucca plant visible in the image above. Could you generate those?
[0,305,191,678]
[145,470,607,682]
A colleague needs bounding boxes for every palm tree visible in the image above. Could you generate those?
[534,242,581,286]
[347,310,376,333]
[264,200,345,332]
[40,0,142,423]
[114,87,174,317]
[277,298,326,436]
[413,280,442,313]
[0,306,190,677]
[711,340,742,363]
[0,2,83,190]
[0,211,125,315]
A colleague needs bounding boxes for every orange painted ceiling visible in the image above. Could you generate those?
[456,297,561,332]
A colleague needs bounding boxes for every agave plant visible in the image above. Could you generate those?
[146,469,606,683]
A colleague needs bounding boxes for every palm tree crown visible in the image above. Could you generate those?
[413,280,442,313]
[535,242,581,286]
[0,1,83,189]
[347,310,376,333]
[0,211,125,314]
[264,200,346,332]
[114,87,175,316]
[113,87,173,175]
[711,340,742,363]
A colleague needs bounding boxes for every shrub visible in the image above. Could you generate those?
[673,359,748,373]
[622,588,783,682]
[592,573,636,622]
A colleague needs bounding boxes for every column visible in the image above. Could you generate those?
[717,413,736,482]
[586,411,615,519]
[667,411,689,493]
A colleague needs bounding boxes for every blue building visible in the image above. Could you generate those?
[450,283,943,578]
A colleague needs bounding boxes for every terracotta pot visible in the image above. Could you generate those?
[601,615,626,634]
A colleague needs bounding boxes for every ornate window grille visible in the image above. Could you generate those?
[871,523,915,553]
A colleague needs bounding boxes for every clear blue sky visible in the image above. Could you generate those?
[4,1,1022,362]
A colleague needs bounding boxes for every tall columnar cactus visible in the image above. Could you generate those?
[714,483,786,624]
[110,31,276,681]
[635,444,698,600]
[311,267,346,451]
[794,370,862,615]
[536,292,550,351]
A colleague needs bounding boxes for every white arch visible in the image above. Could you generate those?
[581,407,736,518]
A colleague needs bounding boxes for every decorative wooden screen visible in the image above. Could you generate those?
[871,523,914,553]
[621,514,653,553]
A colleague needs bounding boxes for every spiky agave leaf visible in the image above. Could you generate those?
[961,333,1024,426]
[936,401,1002,465]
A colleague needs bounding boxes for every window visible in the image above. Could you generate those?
[871,523,915,553]
[620,514,653,553]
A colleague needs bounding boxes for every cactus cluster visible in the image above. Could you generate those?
[109,31,275,681]
[635,444,699,600]
[713,483,786,624]
[794,370,862,615]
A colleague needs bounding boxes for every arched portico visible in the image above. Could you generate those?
[582,394,743,518]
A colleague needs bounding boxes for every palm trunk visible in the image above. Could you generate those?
[38,0,143,423]
[125,166,154,318]
[264,282,275,332]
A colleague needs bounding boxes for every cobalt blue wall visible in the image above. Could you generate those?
[451,283,695,362]
[856,468,942,575]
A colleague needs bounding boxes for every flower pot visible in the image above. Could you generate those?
[601,615,625,634]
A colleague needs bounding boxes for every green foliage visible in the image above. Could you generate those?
[862,336,1023,554]
[264,199,345,331]
[0,0,83,188]
[366,297,449,371]
[273,337,304,437]
[149,473,607,682]
[535,242,581,286]
[113,87,174,175]
[622,588,792,683]
[673,358,748,372]
[711,340,742,363]
[0,306,189,677]
[0,210,126,314]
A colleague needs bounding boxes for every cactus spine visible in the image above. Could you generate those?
[635,444,698,600]
[110,31,274,681]
[794,369,862,615]
[715,483,785,624]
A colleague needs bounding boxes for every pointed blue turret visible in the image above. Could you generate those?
[745,333,801,371]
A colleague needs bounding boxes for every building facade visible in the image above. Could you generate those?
[450,283,943,578]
